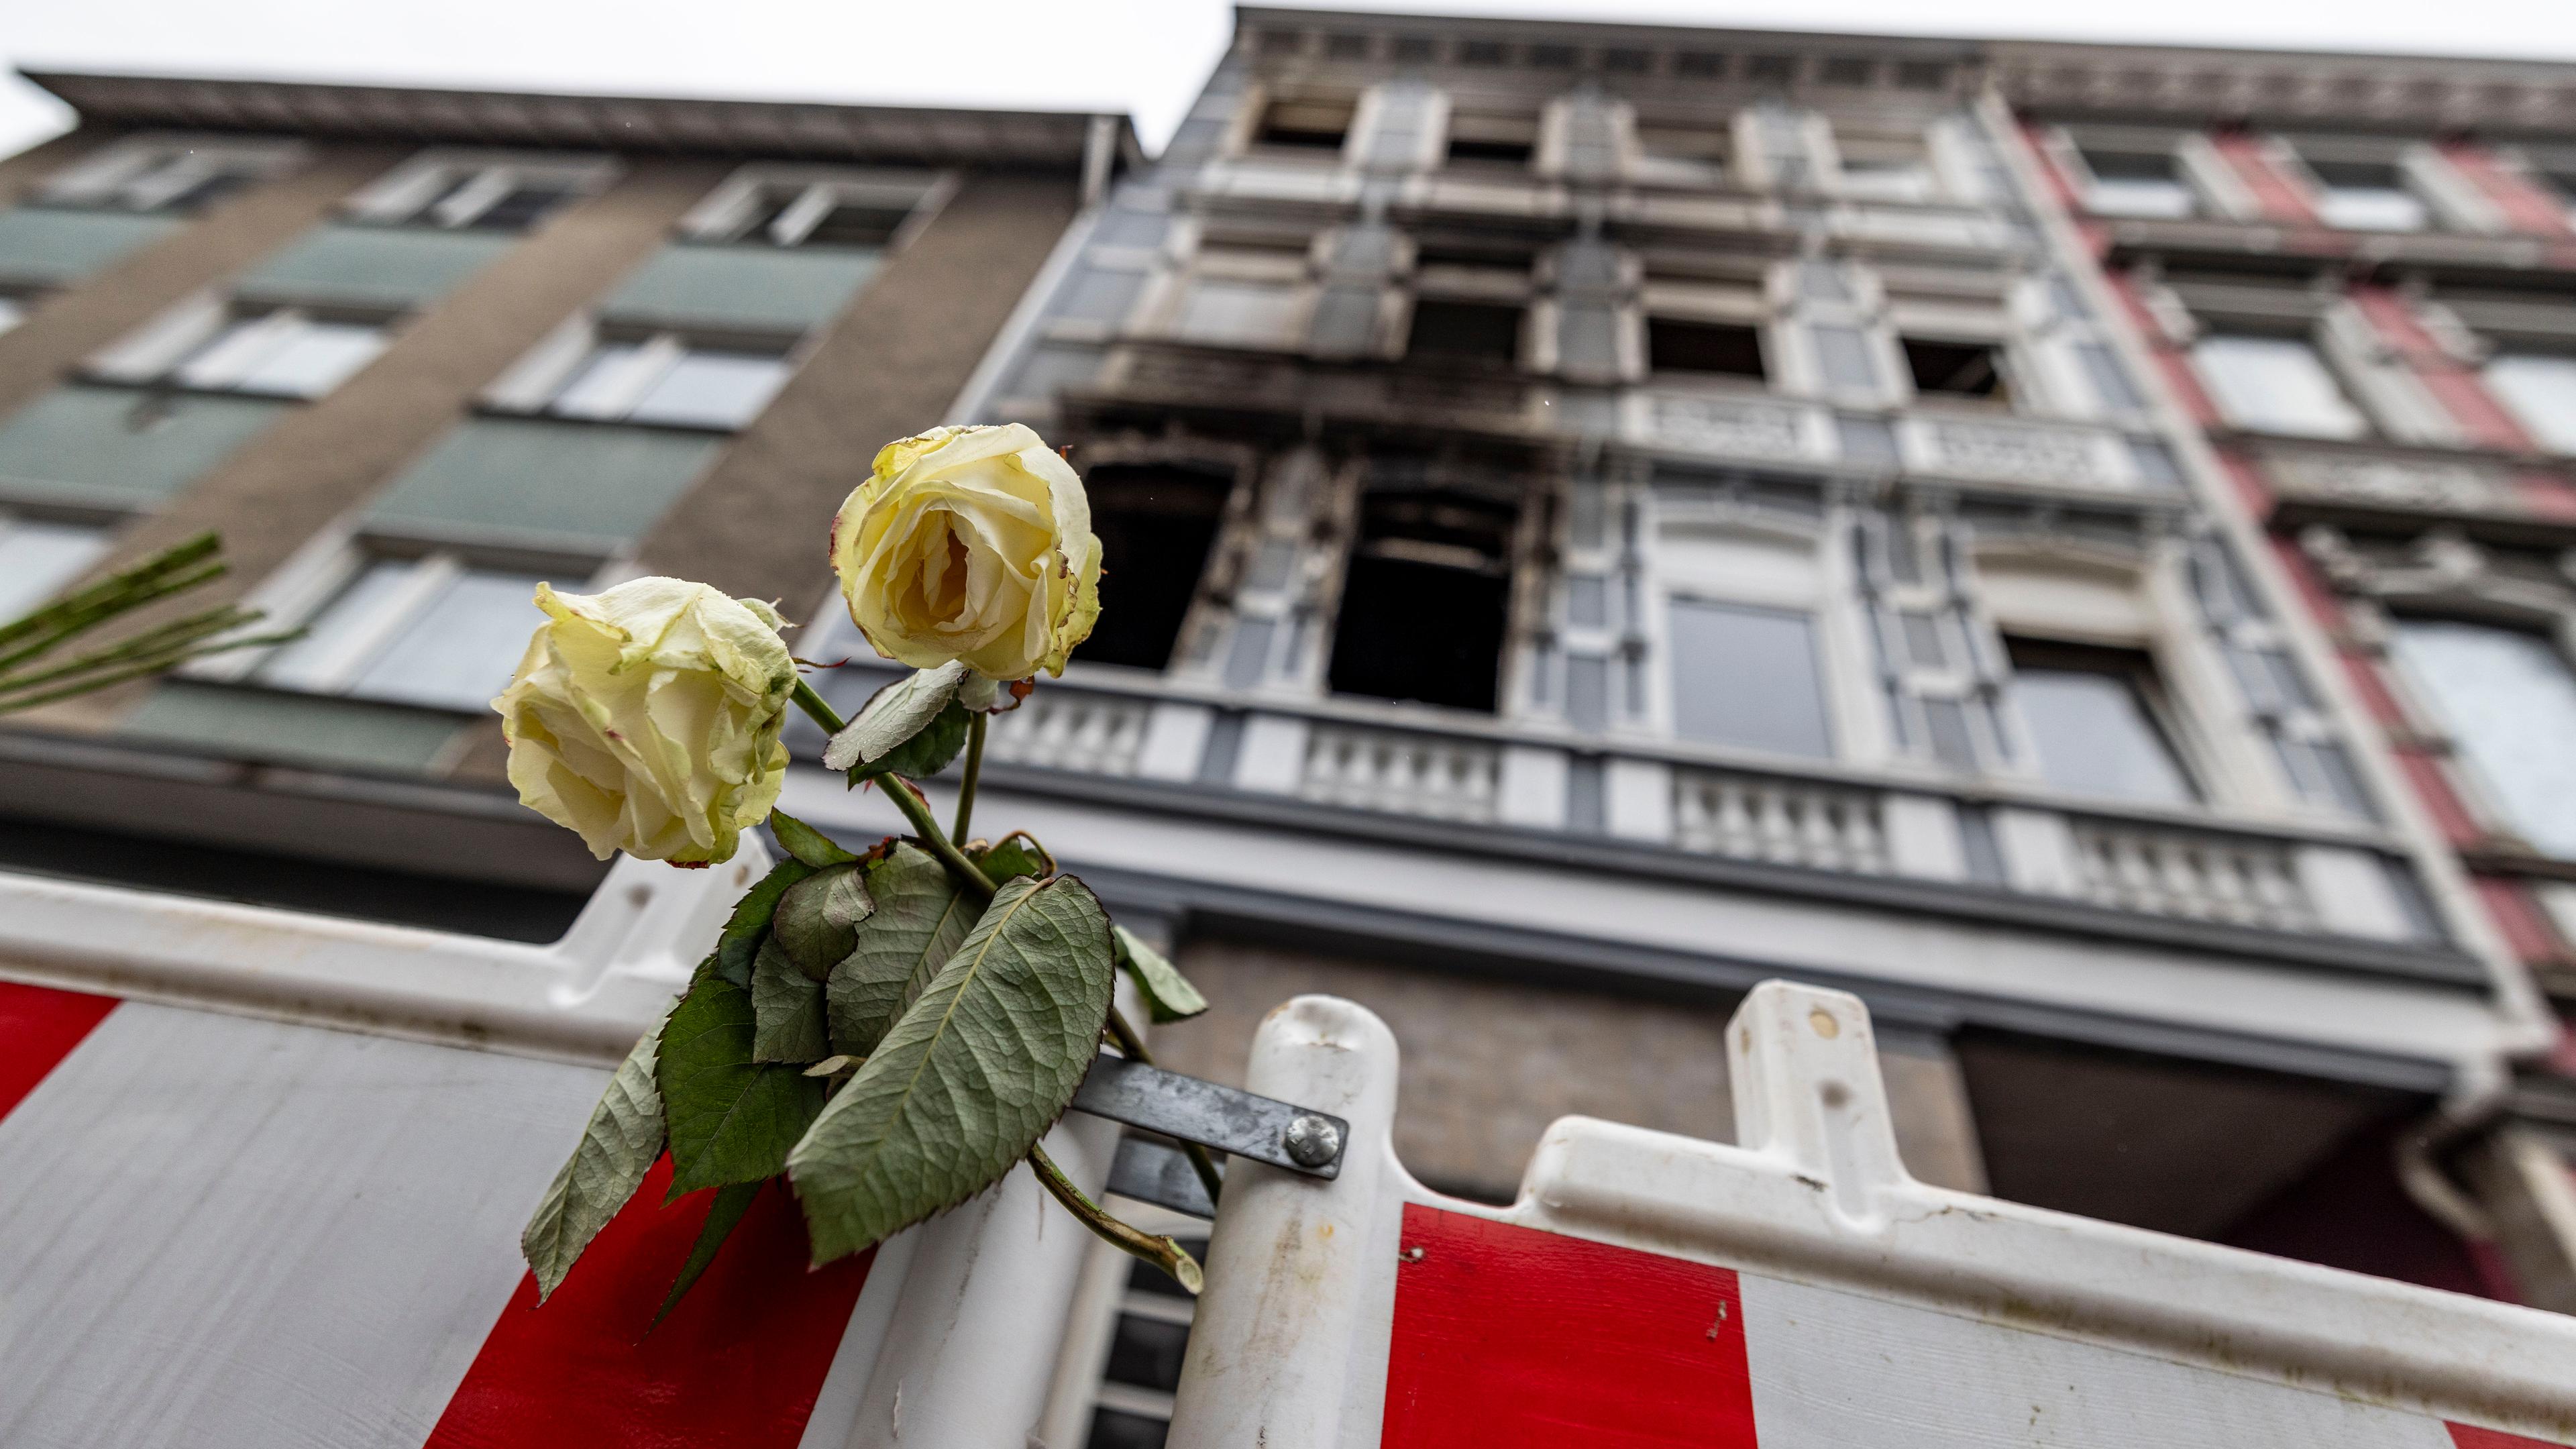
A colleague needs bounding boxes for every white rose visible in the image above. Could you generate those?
[494,577,794,866]
[829,423,1102,680]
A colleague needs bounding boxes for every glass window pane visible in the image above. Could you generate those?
[2486,354,2576,453]
[172,316,284,389]
[1666,598,1831,757]
[2010,655,2195,805]
[2089,176,2194,219]
[549,342,651,419]
[627,350,791,429]
[257,558,419,690]
[2316,185,2427,231]
[2390,619,2576,857]
[0,294,26,337]
[235,319,388,398]
[2190,335,2367,439]
[0,519,111,619]
[1177,280,1302,346]
[349,568,552,710]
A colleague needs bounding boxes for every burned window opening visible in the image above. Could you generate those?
[1077,463,1234,672]
[1649,319,1767,379]
[1405,299,1523,366]
[1328,486,1518,712]
[1904,337,2008,400]
[1254,99,1354,152]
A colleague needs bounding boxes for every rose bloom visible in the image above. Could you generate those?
[830,424,1102,680]
[494,577,795,866]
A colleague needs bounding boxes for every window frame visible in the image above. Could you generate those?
[674,164,953,252]
[340,149,620,232]
[0,504,119,622]
[2186,326,2373,440]
[38,133,307,215]
[1641,501,1851,763]
[481,317,804,433]
[213,528,612,710]
[84,291,402,400]
[2000,635,2204,807]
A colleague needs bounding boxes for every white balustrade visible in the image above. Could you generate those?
[1298,725,1502,823]
[983,690,1151,776]
[2067,820,2320,931]
[1669,769,1889,873]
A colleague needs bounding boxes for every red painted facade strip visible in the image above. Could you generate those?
[0,980,118,1123]
[2210,132,2320,225]
[2438,144,2576,240]
[425,1161,871,1449]
[2450,1421,2574,1449]
[2398,751,2486,850]
[2472,874,2566,967]
[2515,472,2576,522]
[1381,1204,1758,1449]
[2345,288,2535,453]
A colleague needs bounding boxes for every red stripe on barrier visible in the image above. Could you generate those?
[425,1159,871,1449]
[2450,1422,2571,1449]
[0,980,117,1121]
[1382,1204,1758,1448]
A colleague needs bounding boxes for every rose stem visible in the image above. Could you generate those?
[951,712,987,841]
[796,679,1219,1202]
[790,676,997,902]
[791,677,848,734]
[1027,1141,1203,1295]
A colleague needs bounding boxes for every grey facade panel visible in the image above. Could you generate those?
[366,416,719,549]
[600,244,880,334]
[0,385,289,506]
[237,224,517,310]
[0,205,181,286]
[119,683,468,773]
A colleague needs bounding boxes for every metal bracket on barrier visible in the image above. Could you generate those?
[1069,1052,1349,1201]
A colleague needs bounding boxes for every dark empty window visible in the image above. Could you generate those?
[1667,600,1831,756]
[1444,113,1538,170]
[2006,639,2196,804]
[459,183,578,233]
[1405,299,1521,366]
[2080,150,2195,219]
[1649,319,1767,378]
[1903,337,2008,400]
[1255,99,1353,152]
[1077,464,1232,672]
[1328,487,1517,712]
[741,194,912,248]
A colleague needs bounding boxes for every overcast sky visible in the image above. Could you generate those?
[3,0,2573,160]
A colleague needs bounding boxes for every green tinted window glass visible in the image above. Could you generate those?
[238,224,515,309]
[602,244,880,333]
[366,417,719,549]
[0,386,288,506]
[0,207,181,286]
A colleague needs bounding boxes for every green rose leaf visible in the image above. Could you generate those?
[751,937,830,1063]
[789,873,1116,1265]
[770,809,857,869]
[716,859,816,987]
[659,963,826,1194]
[974,836,1046,885]
[1114,925,1208,1024]
[653,1179,763,1327]
[822,661,967,773]
[522,1006,670,1301]
[773,862,875,981]
[824,842,974,1058]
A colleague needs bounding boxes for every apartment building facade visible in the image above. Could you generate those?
[2004,38,2576,1312]
[800,11,2565,1442]
[0,18,2569,1449]
[0,72,1134,932]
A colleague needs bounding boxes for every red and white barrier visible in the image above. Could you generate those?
[1169,983,2576,1449]
[0,850,1116,1449]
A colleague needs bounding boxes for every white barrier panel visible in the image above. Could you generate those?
[1168,983,2576,1449]
[0,853,1108,1449]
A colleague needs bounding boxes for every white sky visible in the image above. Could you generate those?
[1,0,2573,161]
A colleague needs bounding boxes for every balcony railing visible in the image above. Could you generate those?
[967,674,2434,951]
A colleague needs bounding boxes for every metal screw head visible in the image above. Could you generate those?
[1283,1114,1342,1169]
